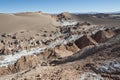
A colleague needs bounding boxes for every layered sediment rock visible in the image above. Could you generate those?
[75,35,98,49]
[0,55,39,76]
[92,29,116,43]
[14,55,38,71]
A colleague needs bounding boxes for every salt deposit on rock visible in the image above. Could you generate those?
[0,34,82,67]
[99,59,120,73]
[0,18,119,68]
[92,29,116,43]
[60,20,78,26]
[80,72,103,80]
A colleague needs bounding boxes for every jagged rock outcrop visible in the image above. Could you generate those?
[66,43,80,52]
[98,59,120,74]
[0,55,40,77]
[49,44,108,65]
[92,29,116,43]
[0,46,12,55]
[57,12,73,21]
[75,35,98,49]
[0,55,39,76]
[114,28,120,34]
[14,55,38,72]
[54,45,73,57]
[0,67,9,76]
[54,43,80,58]
[50,34,120,66]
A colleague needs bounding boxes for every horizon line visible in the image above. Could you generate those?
[0,10,120,14]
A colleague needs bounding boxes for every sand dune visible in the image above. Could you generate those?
[0,12,59,34]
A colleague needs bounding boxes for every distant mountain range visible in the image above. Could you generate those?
[74,11,120,14]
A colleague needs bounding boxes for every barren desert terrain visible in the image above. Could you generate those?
[0,12,120,80]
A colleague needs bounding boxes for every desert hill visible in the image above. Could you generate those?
[0,12,59,34]
[55,12,120,26]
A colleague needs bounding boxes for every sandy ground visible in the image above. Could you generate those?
[0,12,59,34]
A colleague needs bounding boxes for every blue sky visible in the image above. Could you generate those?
[0,0,120,13]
